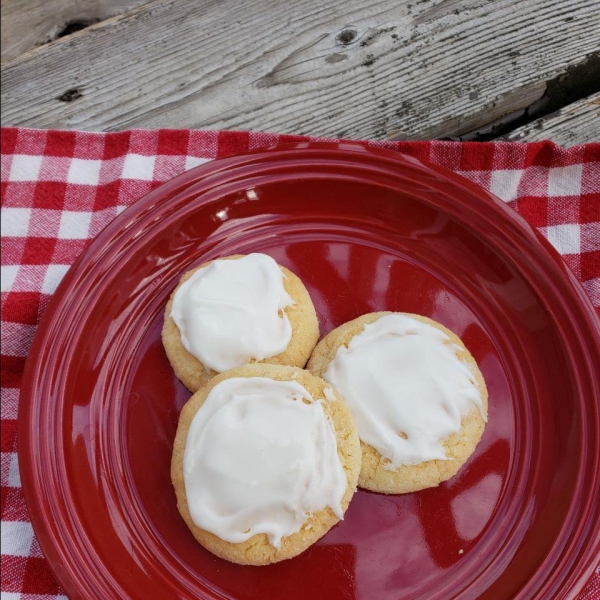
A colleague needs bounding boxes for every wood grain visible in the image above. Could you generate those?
[504,92,600,146]
[1,0,152,62]
[1,0,598,140]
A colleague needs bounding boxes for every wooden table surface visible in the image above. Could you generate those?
[1,0,599,144]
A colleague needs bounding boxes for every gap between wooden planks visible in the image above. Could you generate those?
[1,0,599,143]
[503,92,600,145]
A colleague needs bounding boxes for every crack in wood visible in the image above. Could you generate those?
[55,19,100,40]
[504,91,599,145]
[449,50,600,141]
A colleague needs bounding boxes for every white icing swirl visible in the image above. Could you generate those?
[171,254,293,372]
[323,314,485,468]
[183,377,347,548]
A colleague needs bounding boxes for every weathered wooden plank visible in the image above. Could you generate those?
[0,0,152,63]
[1,0,598,141]
[503,92,600,146]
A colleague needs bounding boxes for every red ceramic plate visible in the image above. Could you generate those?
[19,143,600,600]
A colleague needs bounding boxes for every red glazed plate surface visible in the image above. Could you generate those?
[19,143,600,600]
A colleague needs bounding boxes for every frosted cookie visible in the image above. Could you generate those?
[171,364,361,565]
[307,312,488,494]
[162,253,319,392]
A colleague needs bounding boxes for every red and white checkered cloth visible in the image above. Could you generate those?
[1,128,599,599]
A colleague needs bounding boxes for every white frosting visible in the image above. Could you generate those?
[183,377,347,548]
[323,314,485,468]
[171,254,294,372]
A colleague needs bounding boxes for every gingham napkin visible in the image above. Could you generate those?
[1,128,599,600]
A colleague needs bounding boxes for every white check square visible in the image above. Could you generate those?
[121,154,156,180]
[0,521,33,557]
[545,224,580,254]
[42,264,70,294]
[490,169,523,202]
[1,265,20,292]
[1,207,31,238]
[185,156,211,171]
[8,453,21,487]
[67,158,103,185]
[58,211,93,239]
[9,154,43,182]
[547,164,583,197]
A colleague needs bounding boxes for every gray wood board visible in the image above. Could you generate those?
[2,0,598,141]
